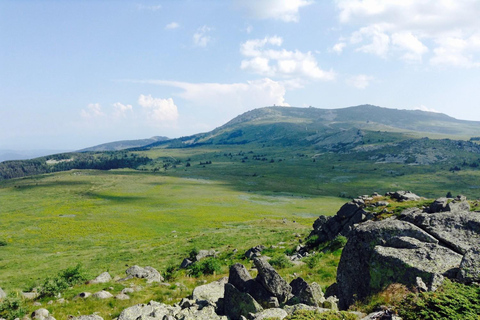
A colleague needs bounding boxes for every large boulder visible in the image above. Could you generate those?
[176,305,227,320]
[88,271,112,284]
[92,290,113,299]
[228,263,274,308]
[245,245,265,259]
[336,218,463,309]
[289,277,323,307]
[458,245,480,283]
[389,191,421,202]
[123,265,164,283]
[254,257,292,304]
[400,208,480,254]
[118,301,180,320]
[196,249,217,261]
[251,308,288,320]
[192,277,228,304]
[223,283,263,320]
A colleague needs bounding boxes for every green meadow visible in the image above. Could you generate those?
[0,169,345,292]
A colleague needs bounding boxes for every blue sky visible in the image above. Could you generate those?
[1,0,480,150]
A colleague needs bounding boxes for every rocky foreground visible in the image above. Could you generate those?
[2,191,479,320]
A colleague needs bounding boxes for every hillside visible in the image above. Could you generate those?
[78,136,168,152]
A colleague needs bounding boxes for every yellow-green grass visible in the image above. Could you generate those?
[0,169,345,293]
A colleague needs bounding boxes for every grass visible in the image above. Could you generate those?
[0,169,346,318]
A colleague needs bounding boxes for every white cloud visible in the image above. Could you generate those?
[240,36,336,81]
[346,74,374,89]
[332,42,347,54]
[193,26,212,47]
[136,4,162,11]
[235,0,313,22]
[165,22,179,30]
[112,102,133,118]
[140,78,288,118]
[138,94,179,123]
[336,0,480,67]
[246,25,253,34]
[415,105,441,113]
[81,103,104,118]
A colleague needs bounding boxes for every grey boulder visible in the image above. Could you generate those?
[254,257,292,304]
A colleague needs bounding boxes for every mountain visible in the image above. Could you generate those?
[78,136,169,152]
[0,149,70,162]
[140,105,480,150]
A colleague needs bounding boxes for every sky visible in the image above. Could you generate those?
[1,0,480,151]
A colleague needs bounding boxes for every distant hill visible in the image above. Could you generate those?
[0,149,70,162]
[78,136,169,152]
[140,105,480,150]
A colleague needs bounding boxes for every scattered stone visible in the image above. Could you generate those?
[88,272,112,284]
[196,249,217,261]
[245,245,265,259]
[0,287,5,299]
[390,190,421,202]
[323,296,339,311]
[458,245,480,283]
[57,298,65,304]
[254,257,292,304]
[251,308,288,320]
[31,308,50,319]
[180,258,193,269]
[115,293,130,300]
[33,302,42,306]
[122,265,164,283]
[22,292,39,300]
[92,290,113,299]
[192,277,227,304]
[118,301,181,320]
[223,283,263,320]
[76,292,91,299]
[375,201,389,207]
[121,288,134,294]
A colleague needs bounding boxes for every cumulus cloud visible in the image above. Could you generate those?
[165,22,179,30]
[235,0,313,22]
[112,102,133,118]
[346,74,374,89]
[193,26,212,47]
[414,105,441,113]
[240,36,335,81]
[136,4,162,11]
[138,94,179,123]
[332,42,347,54]
[335,0,480,67]
[81,103,104,118]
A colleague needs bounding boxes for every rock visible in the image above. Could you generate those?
[33,301,42,306]
[76,292,92,299]
[192,277,227,304]
[179,297,195,309]
[176,305,227,320]
[0,287,5,299]
[390,191,421,202]
[245,245,265,259]
[22,292,39,300]
[123,265,164,283]
[228,263,273,308]
[180,258,193,269]
[57,298,65,304]
[323,296,338,311]
[446,199,471,213]
[429,197,449,213]
[88,272,112,284]
[375,201,390,207]
[251,308,288,320]
[336,218,462,309]
[31,309,49,319]
[415,277,428,292]
[400,208,480,254]
[253,257,292,304]
[121,288,135,294]
[458,245,480,283]
[115,293,130,300]
[310,282,325,305]
[196,249,217,261]
[92,290,113,299]
[283,304,320,314]
[118,301,181,320]
[223,283,263,320]
[70,315,104,320]
[324,283,337,298]
[361,310,401,320]
[289,277,320,306]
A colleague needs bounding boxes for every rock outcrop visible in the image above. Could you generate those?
[254,257,292,304]
[120,265,164,283]
[335,194,480,309]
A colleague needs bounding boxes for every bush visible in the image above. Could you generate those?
[0,240,7,247]
[304,252,323,269]
[269,255,294,269]
[0,292,27,320]
[39,263,87,297]
[327,236,347,252]
[188,247,199,261]
[189,257,222,277]
[163,264,178,281]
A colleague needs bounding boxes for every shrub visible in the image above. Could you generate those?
[188,247,199,261]
[39,263,87,298]
[304,252,323,269]
[0,292,27,320]
[269,255,294,269]
[0,240,7,247]
[189,257,222,277]
[327,236,347,252]
[163,264,178,281]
